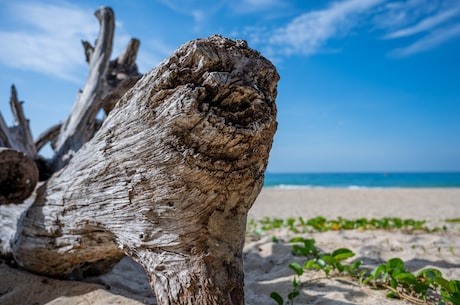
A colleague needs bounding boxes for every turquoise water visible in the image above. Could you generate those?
[263,173,460,188]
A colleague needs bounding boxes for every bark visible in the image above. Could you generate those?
[12,35,278,305]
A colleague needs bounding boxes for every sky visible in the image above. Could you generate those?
[0,0,459,173]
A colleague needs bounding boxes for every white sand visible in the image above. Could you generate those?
[1,188,459,305]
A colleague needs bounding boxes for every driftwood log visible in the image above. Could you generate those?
[0,6,278,305]
[11,34,278,305]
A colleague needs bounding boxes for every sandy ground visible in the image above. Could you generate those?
[1,188,459,305]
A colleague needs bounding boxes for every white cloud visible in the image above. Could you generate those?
[253,0,460,58]
[377,0,460,56]
[372,0,439,30]
[268,0,384,55]
[230,0,287,14]
[158,0,225,32]
[158,0,287,32]
[0,2,98,82]
[390,22,460,57]
[385,6,460,39]
[244,0,282,6]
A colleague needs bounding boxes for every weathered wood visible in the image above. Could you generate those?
[0,110,10,148]
[0,85,37,158]
[34,123,62,153]
[52,7,115,170]
[82,40,94,64]
[1,5,143,236]
[50,8,143,171]
[0,148,38,205]
[102,38,142,114]
[0,184,37,257]
[0,86,39,203]
[12,35,278,305]
[9,85,36,158]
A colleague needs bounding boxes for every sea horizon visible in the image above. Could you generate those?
[263,172,460,189]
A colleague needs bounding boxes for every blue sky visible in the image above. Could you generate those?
[0,0,459,172]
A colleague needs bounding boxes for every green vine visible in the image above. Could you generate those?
[245,216,459,305]
[247,216,444,237]
[270,237,459,305]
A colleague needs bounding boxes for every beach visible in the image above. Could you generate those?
[1,187,459,305]
[245,188,460,305]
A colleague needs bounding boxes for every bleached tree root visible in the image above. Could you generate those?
[12,35,278,305]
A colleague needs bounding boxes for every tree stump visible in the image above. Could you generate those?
[12,35,278,305]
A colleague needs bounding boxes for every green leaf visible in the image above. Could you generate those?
[302,238,317,249]
[289,237,306,243]
[417,268,442,280]
[436,276,453,292]
[331,248,355,260]
[390,277,398,289]
[351,260,363,271]
[390,267,405,277]
[288,290,300,301]
[386,258,405,273]
[361,275,372,285]
[324,265,332,276]
[272,218,284,228]
[290,238,318,257]
[450,280,460,293]
[413,281,429,294]
[316,258,327,269]
[444,292,460,304]
[289,262,304,276]
[304,259,321,270]
[393,218,403,228]
[320,255,336,265]
[291,245,305,256]
[394,272,416,285]
[270,292,284,305]
[371,264,387,279]
[357,270,368,281]
[292,276,299,288]
[445,218,460,223]
[335,262,344,273]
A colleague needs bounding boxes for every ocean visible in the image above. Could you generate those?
[263,172,460,189]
